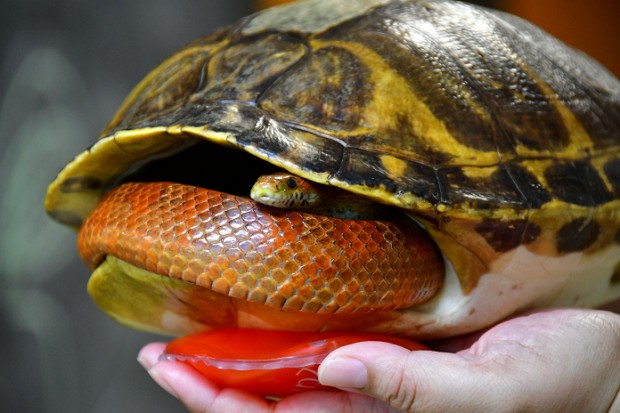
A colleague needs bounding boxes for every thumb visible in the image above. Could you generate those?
[317,342,505,413]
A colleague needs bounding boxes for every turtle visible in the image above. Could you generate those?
[45,0,620,339]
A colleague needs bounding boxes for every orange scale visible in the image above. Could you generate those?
[307,273,324,289]
[212,278,232,295]
[158,230,174,244]
[180,268,198,284]
[247,288,268,303]
[294,251,311,266]
[286,213,304,225]
[263,255,281,271]
[194,274,211,290]
[215,254,230,271]
[341,230,358,243]
[315,287,334,302]
[168,264,185,280]
[181,197,197,210]
[301,299,323,313]
[363,259,378,273]
[369,270,385,284]
[230,282,250,300]
[348,222,363,233]
[370,230,386,243]
[156,256,171,274]
[328,278,343,292]
[305,243,323,256]
[365,239,379,253]
[184,217,200,230]
[172,253,189,270]
[174,232,192,249]
[340,247,357,260]
[264,292,286,308]
[373,279,390,294]
[357,248,371,262]
[282,230,298,242]
[249,264,267,278]
[348,257,365,272]
[299,231,317,245]
[349,292,368,308]
[258,277,277,293]
[333,290,352,307]
[276,283,295,299]
[193,191,210,204]
[351,239,366,252]
[282,295,305,311]
[232,259,249,274]
[357,231,371,243]
[276,248,293,261]
[343,274,359,291]
[281,260,299,274]
[270,268,288,284]
[313,254,331,269]
[198,211,214,223]
[243,251,263,266]
[289,272,306,288]
[377,258,392,273]
[137,237,151,253]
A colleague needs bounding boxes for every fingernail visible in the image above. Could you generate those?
[137,353,152,370]
[319,357,369,389]
[147,366,179,399]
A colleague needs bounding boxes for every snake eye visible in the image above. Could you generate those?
[286,178,297,189]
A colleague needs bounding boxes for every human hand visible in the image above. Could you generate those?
[138,309,620,413]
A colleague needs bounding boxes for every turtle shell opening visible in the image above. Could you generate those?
[113,139,284,198]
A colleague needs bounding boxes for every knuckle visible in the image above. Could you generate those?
[379,361,419,412]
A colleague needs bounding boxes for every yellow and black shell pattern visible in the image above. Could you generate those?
[47,0,620,293]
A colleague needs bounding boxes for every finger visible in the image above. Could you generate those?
[137,342,167,369]
[318,342,505,413]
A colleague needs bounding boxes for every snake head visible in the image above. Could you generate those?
[250,172,321,209]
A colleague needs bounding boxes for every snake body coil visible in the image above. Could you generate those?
[78,182,444,314]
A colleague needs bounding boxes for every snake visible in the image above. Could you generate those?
[77,175,444,314]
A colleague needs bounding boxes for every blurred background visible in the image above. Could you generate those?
[1,0,618,412]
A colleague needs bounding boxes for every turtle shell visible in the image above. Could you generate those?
[46,0,620,337]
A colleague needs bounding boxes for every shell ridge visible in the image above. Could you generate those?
[254,35,312,110]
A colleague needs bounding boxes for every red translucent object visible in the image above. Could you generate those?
[161,329,427,397]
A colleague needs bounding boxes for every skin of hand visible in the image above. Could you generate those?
[137,309,620,413]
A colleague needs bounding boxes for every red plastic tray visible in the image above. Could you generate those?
[161,328,426,397]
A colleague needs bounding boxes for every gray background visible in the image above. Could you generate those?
[6,1,617,413]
